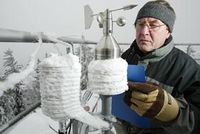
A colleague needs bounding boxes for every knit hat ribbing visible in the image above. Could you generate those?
[135,2,176,32]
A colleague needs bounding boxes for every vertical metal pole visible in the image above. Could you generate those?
[101,95,112,134]
[72,120,79,134]
[94,8,119,134]
[101,95,112,116]
[58,120,67,134]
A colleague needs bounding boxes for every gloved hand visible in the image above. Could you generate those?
[124,81,179,122]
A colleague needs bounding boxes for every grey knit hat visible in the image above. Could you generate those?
[135,1,176,32]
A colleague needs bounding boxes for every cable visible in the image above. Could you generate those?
[92,96,100,112]
[49,124,58,133]
[66,120,73,134]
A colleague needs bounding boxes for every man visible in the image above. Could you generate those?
[121,0,200,134]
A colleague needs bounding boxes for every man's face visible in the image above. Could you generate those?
[135,17,170,53]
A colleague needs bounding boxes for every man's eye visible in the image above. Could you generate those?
[149,24,156,27]
[149,24,159,28]
[139,23,145,26]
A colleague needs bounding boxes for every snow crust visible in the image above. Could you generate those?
[88,58,128,95]
[39,53,109,129]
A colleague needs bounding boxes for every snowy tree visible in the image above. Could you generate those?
[0,89,17,126]
[3,49,25,112]
[22,59,41,108]
[79,44,94,90]
[3,49,22,77]
[0,49,25,126]
[13,82,26,114]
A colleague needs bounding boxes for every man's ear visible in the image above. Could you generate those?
[166,30,171,39]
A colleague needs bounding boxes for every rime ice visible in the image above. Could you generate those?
[39,53,109,129]
[88,58,128,95]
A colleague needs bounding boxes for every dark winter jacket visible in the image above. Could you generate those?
[121,37,200,134]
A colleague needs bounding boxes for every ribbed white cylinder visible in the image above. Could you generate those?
[39,53,81,121]
[88,58,128,95]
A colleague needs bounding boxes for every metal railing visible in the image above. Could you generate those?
[0,28,200,133]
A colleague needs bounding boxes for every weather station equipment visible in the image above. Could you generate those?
[84,4,137,134]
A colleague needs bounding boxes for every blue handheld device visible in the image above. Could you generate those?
[112,65,150,128]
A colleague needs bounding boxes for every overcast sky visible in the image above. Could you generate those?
[0,0,200,71]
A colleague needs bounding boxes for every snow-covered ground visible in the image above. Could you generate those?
[2,108,59,134]
[2,92,104,134]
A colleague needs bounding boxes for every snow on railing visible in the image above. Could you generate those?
[0,34,42,96]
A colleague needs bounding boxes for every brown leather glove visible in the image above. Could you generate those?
[124,81,179,122]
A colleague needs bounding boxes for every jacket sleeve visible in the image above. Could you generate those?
[161,76,200,134]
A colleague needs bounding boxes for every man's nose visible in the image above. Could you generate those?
[140,25,150,35]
